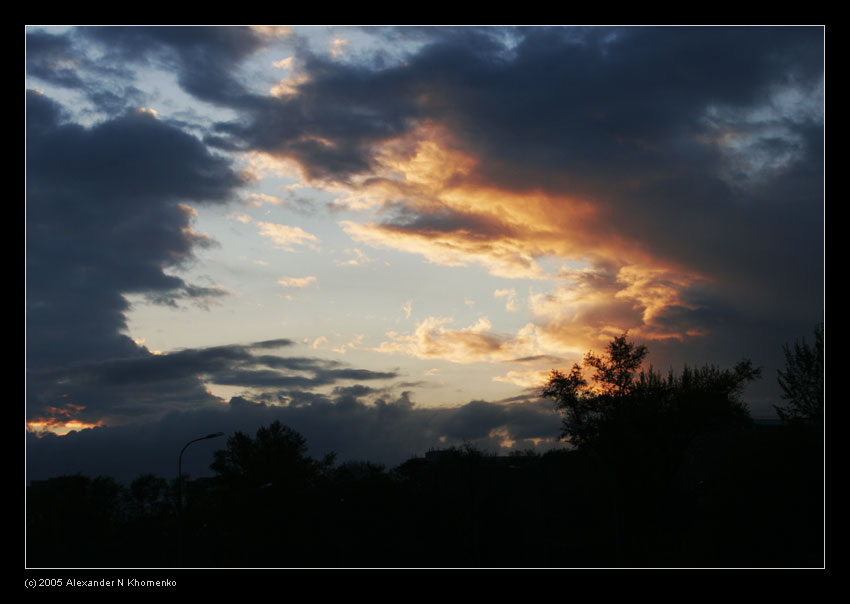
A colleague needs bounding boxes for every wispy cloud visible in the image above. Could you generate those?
[494,288,520,312]
[244,192,286,206]
[492,369,550,389]
[334,247,374,266]
[278,275,318,288]
[255,221,320,251]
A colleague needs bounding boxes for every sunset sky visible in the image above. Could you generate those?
[26,26,824,481]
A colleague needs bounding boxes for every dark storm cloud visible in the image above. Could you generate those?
[249,338,297,349]
[273,392,563,464]
[26,338,397,424]
[25,30,87,89]
[207,367,397,389]
[77,26,270,107]
[144,283,230,308]
[26,88,248,423]
[26,26,272,112]
[205,27,821,186]
[26,92,241,367]
[26,29,145,114]
[27,94,243,205]
[27,390,564,483]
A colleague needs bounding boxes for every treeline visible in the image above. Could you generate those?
[26,329,823,568]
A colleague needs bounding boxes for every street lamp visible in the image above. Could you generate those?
[178,432,225,503]
[176,432,224,566]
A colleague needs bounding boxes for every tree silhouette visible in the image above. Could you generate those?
[542,332,649,447]
[774,323,824,426]
[584,332,649,397]
[542,333,764,564]
[210,420,334,491]
[202,421,338,566]
[542,332,758,451]
[542,363,593,446]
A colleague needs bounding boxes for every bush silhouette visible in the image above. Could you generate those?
[542,332,759,454]
[775,323,824,426]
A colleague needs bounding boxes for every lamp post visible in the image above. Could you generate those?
[176,432,224,566]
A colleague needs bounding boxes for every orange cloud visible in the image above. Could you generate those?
[613,264,704,337]
[526,262,709,350]
[306,124,710,346]
[341,219,548,279]
[333,125,678,270]
[26,403,103,437]
[375,316,511,364]
[374,315,584,367]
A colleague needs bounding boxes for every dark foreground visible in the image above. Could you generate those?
[27,423,821,568]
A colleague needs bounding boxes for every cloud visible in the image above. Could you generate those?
[376,316,513,364]
[522,263,714,351]
[278,275,318,288]
[329,36,349,58]
[25,26,283,120]
[27,388,564,483]
[26,30,88,89]
[334,247,374,266]
[24,89,359,431]
[26,90,245,377]
[493,369,550,389]
[201,27,821,354]
[25,27,823,477]
[204,28,820,192]
[494,288,519,312]
[243,192,286,206]
[25,337,400,428]
[25,29,145,114]
[144,283,231,309]
[37,27,818,350]
[255,221,320,250]
[75,26,271,107]
[340,215,550,280]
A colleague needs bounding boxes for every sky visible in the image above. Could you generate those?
[25,26,824,483]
